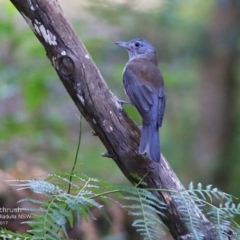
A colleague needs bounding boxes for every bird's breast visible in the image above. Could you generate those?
[124,58,163,89]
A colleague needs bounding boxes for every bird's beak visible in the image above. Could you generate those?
[116,41,130,50]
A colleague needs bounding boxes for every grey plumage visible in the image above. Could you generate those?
[116,38,165,163]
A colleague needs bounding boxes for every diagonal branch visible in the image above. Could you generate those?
[9,0,227,239]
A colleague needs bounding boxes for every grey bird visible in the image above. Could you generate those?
[116,38,165,163]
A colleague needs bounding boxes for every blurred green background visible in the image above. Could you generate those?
[0,0,240,239]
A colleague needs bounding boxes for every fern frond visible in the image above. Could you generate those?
[188,182,234,204]
[5,174,114,239]
[6,179,64,195]
[174,190,205,240]
[5,175,240,240]
[0,228,32,239]
[121,187,167,240]
[184,182,240,239]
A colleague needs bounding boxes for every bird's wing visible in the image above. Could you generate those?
[124,83,153,124]
[123,60,165,125]
[158,87,165,127]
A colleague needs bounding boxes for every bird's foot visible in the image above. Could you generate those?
[114,96,131,110]
[118,99,131,106]
[101,152,113,158]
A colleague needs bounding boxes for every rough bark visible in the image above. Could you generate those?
[9,0,231,239]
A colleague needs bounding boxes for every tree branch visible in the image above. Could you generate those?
[9,0,230,239]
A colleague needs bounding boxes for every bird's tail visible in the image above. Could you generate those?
[139,122,160,163]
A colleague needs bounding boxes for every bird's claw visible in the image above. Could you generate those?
[118,99,131,106]
[101,152,113,158]
[114,96,131,111]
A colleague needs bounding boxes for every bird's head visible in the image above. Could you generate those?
[116,38,158,64]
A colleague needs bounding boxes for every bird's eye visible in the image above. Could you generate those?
[135,42,140,47]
